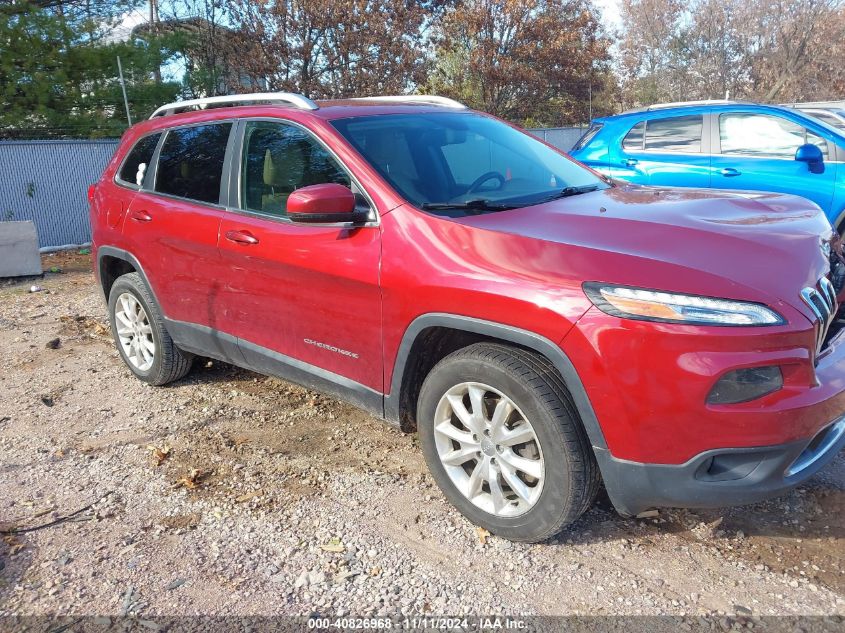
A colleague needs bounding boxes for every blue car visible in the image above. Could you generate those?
[570,100,845,234]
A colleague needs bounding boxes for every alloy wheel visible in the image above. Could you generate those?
[433,382,545,517]
[114,292,155,372]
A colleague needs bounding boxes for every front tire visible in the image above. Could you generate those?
[108,272,193,386]
[417,343,599,542]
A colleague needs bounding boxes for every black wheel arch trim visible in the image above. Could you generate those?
[96,246,160,306]
[385,313,608,450]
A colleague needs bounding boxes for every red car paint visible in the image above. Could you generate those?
[90,102,844,471]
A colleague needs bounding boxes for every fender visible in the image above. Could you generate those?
[385,313,608,450]
[96,245,160,307]
[833,207,845,235]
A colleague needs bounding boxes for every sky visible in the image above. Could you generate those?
[594,0,624,32]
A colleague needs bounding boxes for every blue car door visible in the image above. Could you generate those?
[613,114,711,188]
[710,111,837,214]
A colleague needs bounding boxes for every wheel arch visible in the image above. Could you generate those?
[97,246,161,309]
[385,313,607,451]
[833,207,845,236]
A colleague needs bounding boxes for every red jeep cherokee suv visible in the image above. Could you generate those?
[89,93,845,542]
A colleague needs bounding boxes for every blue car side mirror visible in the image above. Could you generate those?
[795,143,824,173]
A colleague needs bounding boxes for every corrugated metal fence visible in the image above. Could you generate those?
[0,140,118,249]
[0,130,582,250]
[527,126,586,151]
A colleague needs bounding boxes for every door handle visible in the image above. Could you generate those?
[225,230,259,245]
[128,209,152,222]
[624,158,639,167]
[721,168,742,177]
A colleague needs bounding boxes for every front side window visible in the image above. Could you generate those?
[154,123,232,204]
[118,133,161,187]
[719,113,828,158]
[240,121,351,217]
[644,115,702,153]
[331,112,606,214]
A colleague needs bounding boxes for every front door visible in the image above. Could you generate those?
[709,111,837,213]
[216,119,383,392]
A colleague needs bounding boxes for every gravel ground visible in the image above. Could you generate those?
[0,252,844,624]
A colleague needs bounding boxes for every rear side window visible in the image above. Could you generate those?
[720,113,828,158]
[571,123,603,151]
[154,123,232,204]
[806,111,845,130]
[622,121,645,150]
[644,115,702,152]
[118,133,160,187]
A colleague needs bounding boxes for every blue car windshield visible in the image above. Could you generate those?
[331,112,607,214]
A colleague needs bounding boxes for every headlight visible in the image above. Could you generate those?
[583,283,785,326]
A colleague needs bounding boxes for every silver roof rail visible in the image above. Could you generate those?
[785,100,845,109]
[645,99,738,110]
[149,92,319,119]
[348,95,467,109]
[623,99,742,114]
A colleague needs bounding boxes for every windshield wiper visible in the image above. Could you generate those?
[542,184,601,202]
[420,198,518,212]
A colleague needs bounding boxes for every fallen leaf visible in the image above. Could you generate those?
[476,527,491,545]
[235,490,262,503]
[172,468,203,490]
[3,535,24,555]
[147,445,171,466]
[165,578,186,590]
[334,570,360,583]
[636,509,660,519]
[320,537,345,553]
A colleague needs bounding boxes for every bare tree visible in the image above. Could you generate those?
[745,0,844,101]
[228,0,442,98]
[425,0,611,125]
[617,0,845,105]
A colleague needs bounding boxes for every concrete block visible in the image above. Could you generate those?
[0,221,43,277]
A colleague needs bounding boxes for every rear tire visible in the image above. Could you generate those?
[108,272,193,386]
[417,343,599,542]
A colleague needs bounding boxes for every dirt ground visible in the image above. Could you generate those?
[0,251,843,624]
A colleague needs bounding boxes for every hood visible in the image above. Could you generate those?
[453,183,835,313]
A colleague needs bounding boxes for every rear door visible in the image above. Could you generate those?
[709,111,837,214]
[122,121,234,329]
[216,119,383,392]
[614,114,711,188]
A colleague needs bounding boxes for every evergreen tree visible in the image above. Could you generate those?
[0,0,180,139]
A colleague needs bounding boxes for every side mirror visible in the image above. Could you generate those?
[287,183,366,224]
[795,143,824,173]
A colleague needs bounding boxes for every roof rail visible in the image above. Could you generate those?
[784,100,845,109]
[348,95,467,109]
[624,99,742,114]
[149,92,319,119]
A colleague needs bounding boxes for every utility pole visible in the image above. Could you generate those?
[117,56,132,127]
[150,0,161,84]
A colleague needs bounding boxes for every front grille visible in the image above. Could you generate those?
[801,277,838,355]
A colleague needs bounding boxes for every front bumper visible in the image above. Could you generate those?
[597,415,845,516]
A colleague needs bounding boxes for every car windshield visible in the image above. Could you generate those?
[331,112,607,215]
